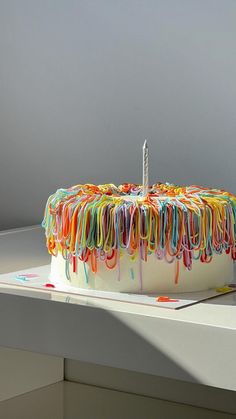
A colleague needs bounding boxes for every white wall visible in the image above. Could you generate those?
[0,0,236,229]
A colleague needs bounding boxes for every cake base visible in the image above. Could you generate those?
[50,252,234,293]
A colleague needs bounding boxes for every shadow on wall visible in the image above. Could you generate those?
[0,226,49,274]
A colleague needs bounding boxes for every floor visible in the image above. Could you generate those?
[0,381,234,419]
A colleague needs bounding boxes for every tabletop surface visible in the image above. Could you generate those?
[0,225,236,329]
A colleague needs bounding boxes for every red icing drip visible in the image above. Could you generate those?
[45,283,55,288]
[72,255,77,273]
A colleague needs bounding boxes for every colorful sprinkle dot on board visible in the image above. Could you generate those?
[156,296,179,303]
[215,286,232,293]
[20,273,39,278]
[15,275,29,281]
[44,283,55,288]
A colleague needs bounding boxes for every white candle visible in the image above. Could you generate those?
[142,139,149,197]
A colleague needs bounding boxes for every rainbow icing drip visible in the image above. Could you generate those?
[42,183,236,276]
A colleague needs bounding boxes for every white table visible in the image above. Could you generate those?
[0,226,236,415]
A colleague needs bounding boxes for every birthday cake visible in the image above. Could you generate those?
[42,183,236,293]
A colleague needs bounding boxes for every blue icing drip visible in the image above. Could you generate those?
[83,262,89,284]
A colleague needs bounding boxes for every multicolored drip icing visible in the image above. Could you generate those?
[42,183,236,277]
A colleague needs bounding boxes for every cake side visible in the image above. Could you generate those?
[50,252,233,293]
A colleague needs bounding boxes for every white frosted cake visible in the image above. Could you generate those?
[42,183,236,293]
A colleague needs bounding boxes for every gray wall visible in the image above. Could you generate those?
[0,0,236,230]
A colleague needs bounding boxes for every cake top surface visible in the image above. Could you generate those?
[42,183,236,272]
[42,181,235,197]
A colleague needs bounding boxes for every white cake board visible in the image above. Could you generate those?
[0,265,235,310]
